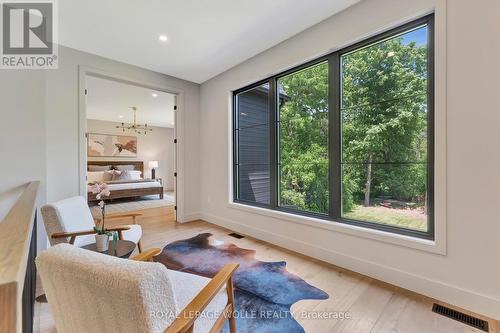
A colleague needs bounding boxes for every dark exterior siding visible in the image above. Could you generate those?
[235,87,270,204]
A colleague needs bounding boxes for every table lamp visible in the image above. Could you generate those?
[148,160,159,179]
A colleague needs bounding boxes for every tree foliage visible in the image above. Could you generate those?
[278,31,428,215]
[279,63,329,213]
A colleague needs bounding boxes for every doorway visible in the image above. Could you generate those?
[79,71,180,221]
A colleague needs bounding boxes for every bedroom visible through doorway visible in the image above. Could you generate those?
[83,75,177,219]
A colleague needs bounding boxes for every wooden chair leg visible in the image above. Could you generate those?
[227,277,237,333]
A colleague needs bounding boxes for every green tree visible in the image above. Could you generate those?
[279,62,329,213]
[341,35,428,210]
[278,30,428,216]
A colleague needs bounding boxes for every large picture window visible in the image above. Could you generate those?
[233,15,434,239]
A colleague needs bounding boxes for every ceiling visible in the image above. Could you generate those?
[59,0,359,83]
[86,76,176,128]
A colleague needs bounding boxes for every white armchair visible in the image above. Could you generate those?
[41,196,143,252]
[36,244,238,333]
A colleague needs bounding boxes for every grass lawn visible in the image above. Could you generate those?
[343,205,427,231]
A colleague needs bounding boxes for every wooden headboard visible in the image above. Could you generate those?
[87,161,144,175]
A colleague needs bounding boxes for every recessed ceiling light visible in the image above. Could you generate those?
[159,35,168,42]
[119,115,124,119]
[152,93,158,98]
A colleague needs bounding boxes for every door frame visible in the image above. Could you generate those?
[78,65,184,222]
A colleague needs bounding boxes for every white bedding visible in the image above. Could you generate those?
[87,181,161,192]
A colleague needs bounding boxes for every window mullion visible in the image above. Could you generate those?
[269,78,278,209]
[233,94,238,201]
[329,53,341,219]
[427,15,435,239]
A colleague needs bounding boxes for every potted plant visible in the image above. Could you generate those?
[90,183,111,251]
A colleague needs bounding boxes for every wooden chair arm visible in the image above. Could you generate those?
[51,230,95,239]
[105,213,143,221]
[51,229,96,245]
[130,248,161,262]
[51,226,130,244]
[94,213,142,223]
[164,263,239,333]
[106,225,131,232]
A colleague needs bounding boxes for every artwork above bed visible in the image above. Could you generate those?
[87,133,137,157]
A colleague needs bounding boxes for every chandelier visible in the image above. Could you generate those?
[116,107,153,134]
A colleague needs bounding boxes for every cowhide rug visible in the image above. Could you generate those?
[154,233,329,333]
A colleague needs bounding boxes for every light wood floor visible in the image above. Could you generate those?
[34,206,499,333]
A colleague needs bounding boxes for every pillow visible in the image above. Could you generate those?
[88,165,111,171]
[103,170,114,182]
[113,170,142,181]
[110,170,122,181]
[129,170,142,180]
[87,171,105,184]
[114,165,135,171]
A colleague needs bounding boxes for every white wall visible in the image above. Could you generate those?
[87,119,175,189]
[45,46,200,217]
[0,70,47,251]
[199,0,500,320]
[0,46,200,250]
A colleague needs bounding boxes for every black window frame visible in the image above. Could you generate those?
[232,14,435,240]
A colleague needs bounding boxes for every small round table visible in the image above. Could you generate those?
[82,240,136,258]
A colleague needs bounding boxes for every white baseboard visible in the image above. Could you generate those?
[200,212,500,321]
[181,212,203,223]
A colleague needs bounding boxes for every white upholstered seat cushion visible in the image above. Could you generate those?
[36,244,228,333]
[166,269,228,333]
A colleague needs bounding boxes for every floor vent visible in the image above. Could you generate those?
[432,303,489,332]
[228,233,245,239]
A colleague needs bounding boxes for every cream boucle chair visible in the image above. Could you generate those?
[36,243,238,333]
[41,196,143,252]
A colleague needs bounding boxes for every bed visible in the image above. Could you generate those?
[87,161,164,202]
